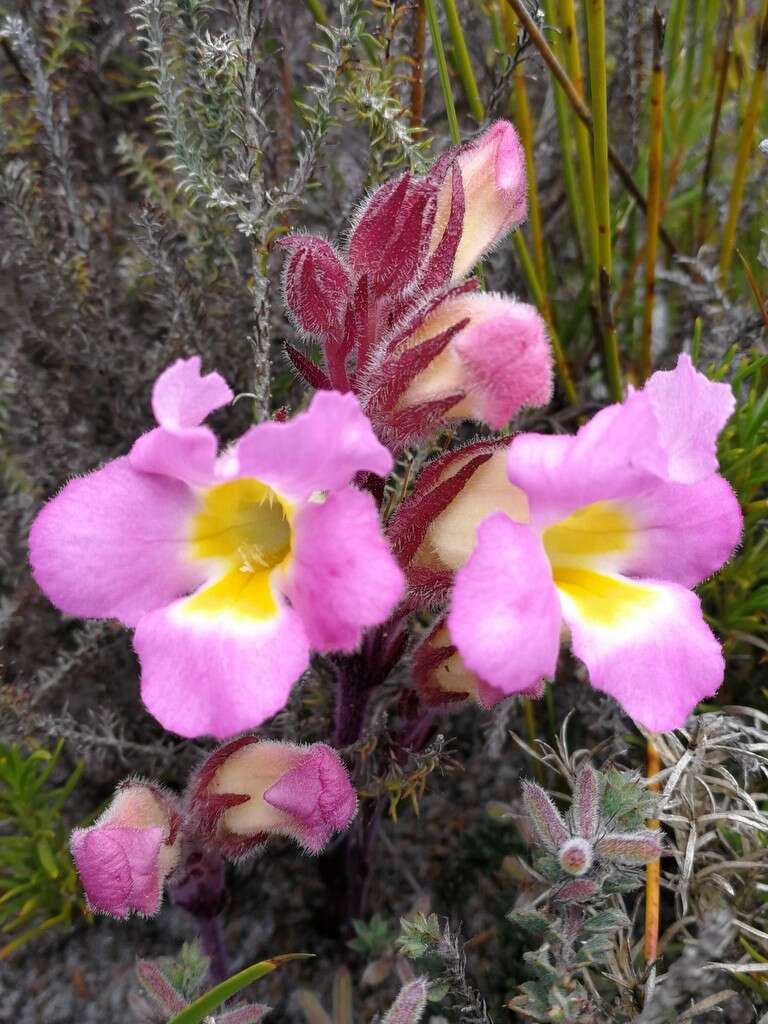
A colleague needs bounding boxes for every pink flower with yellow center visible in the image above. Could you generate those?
[29,357,404,739]
[422,355,742,730]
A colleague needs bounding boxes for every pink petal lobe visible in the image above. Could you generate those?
[29,457,204,627]
[152,356,233,430]
[235,390,393,501]
[285,488,405,651]
[448,513,561,696]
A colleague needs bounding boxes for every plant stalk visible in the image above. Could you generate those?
[441,0,485,121]
[640,10,665,383]
[425,0,461,143]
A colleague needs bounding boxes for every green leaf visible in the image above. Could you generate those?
[167,954,313,1024]
[36,840,60,880]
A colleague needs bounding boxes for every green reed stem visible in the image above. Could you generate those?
[584,0,622,401]
[640,10,665,383]
[540,0,587,266]
[425,0,461,143]
[441,0,485,122]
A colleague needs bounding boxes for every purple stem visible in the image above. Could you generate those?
[168,842,230,985]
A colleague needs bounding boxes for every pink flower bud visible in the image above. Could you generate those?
[393,292,551,431]
[70,782,182,919]
[557,836,594,876]
[279,235,351,337]
[188,737,357,857]
[430,121,527,281]
[348,174,437,296]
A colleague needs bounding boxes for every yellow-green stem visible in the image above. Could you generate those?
[512,65,548,293]
[559,0,600,275]
[640,11,665,383]
[584,0,622,401]
[303,0,327,24]
[719,6,768,285]
[584,0,611,279]
[441,0,485,122]
[425,0,461,143]
[513,233,578,404]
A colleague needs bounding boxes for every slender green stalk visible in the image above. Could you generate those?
[513,233,578,404]
[584,0,622,400]
[584,0,611,279]
[640,10,665,383]
[540,0,587,265]
[559,0,600,271]
[522,699,544,783]
[719,5,768,284]
[441,0,485,121]
[504,0,677,259]
[664,0,687,85]
[511,54,547,292]
[425,0,460,143]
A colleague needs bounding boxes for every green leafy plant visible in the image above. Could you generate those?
[0,738,86,958]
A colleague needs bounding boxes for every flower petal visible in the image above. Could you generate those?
[448,514,561,697]
[29,457,204,627]
[70,826,163,918]
[129,426,219,487]
[641,353,735,484]
[135,585,310,739]
[507,356,736,529]
[556,570,724,730]
[614,474,742,587]
[285,488,405,651]
[235,391,393,501]
[152,356,233,430]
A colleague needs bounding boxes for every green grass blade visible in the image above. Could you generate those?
[167,954,314,1024]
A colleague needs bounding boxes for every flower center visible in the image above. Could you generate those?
[191,478,291,573]
[542,501,658,629]
[182,479,292,623]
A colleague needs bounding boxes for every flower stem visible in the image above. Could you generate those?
[441,0,485,122]
[425,0,461,144]
[197,914,229,986]
[639,9,665,384]
[644,739,662,964]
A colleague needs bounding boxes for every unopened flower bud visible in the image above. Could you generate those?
[557,836,594,876]
[279,235,351,337]
[188,737,357,857]
[70,781,182,918]
[394,292,551,431]
[431,121,527,281]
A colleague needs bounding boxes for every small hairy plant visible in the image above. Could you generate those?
[0,739,86,958]
[296,964,429,1024]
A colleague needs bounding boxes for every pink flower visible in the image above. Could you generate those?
[70,782,182,919]
[279,122,547,448]
[187,736,357,856]
[444,355,743,731]
[29,357,404,739]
